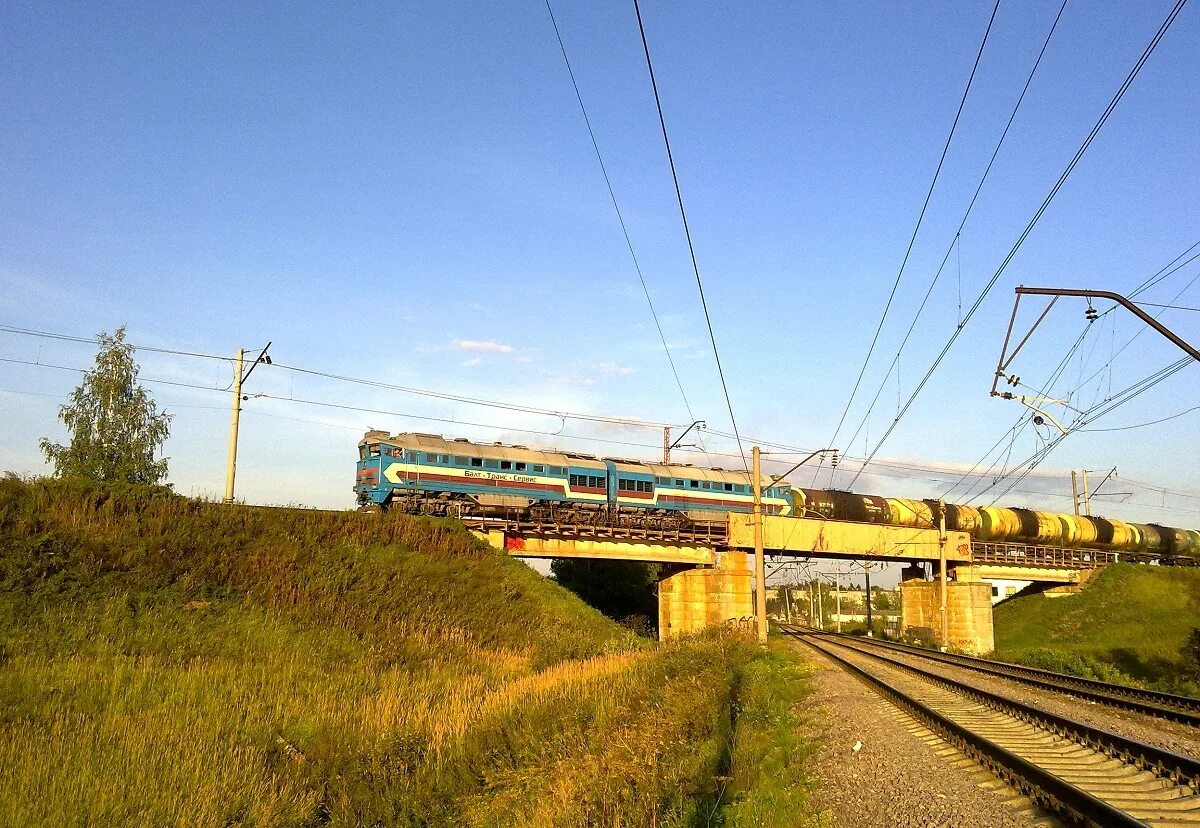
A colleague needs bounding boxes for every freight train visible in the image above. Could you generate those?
[355,431,1199,561]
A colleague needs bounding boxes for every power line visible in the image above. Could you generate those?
[837,0,1070,473]
[543,0,702,432]
[0,324,231,362]
[1080,402,1200,432]
[0,321,687,429]
[825,0,1003,480]
[0,356,231,393]
[1129,240,1200,299]
[847,0,1191,487]
[266,360,675,429]
[631,0,747,471]
[1132,301,1200,313]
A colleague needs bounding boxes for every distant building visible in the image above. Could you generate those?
[983,578,1032,604]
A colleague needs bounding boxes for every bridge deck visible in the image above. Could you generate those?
[465,515,1187,570]
[726,515,973,563]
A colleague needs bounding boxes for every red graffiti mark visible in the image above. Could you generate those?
[505,536,526,551]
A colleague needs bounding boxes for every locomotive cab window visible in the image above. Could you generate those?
[367,445,380,458]
[358,446,368,460]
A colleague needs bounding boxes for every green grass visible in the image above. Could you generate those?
[993,562,1200,693]
[705,637,819,826]
[0,476,821,825]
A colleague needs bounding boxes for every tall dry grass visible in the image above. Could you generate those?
[0,477,808,826]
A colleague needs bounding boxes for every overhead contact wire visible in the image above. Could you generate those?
[847,0,1191,487]
[631,0,748,471]
[544,0,704,439]
[823,0,1003,482]
[840,0,1069,463]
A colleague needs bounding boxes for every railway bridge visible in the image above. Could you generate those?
[470,513,1127,654]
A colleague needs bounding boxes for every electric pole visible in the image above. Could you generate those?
[752,445,767,644]
[223,341,272,504]
[938,499,948,650]
[224,348,244,504]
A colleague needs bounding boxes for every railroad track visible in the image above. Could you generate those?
[805,628,1200,727]
[782,626,1200,827]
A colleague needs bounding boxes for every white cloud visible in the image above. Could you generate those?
[596,362,635,376]
[454,339,514,354]
[462,357,483,367]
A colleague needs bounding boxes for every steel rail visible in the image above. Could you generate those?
[783,627,1200,794]
[786,630,1154,827]
[805,628,1200,726]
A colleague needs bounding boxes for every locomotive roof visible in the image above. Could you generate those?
[359,433,788,487]
[359,432,607,467]
[609,458,787,489]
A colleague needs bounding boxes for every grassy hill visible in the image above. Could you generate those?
[993,562,1200,692]
[0,477,817,826]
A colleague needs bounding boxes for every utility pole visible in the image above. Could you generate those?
[752,445,767,644]
[864,567,872,636]
[817,579,824,631]
[783,586,792,624]
[938,499,948,651]
[834,572,842,633]
[224,348,245,504]
[808,579,815,626]
[1081,469,1092,517]
[224,342,272,504]
[1071,471,1080,516]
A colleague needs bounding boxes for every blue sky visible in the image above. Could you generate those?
[2,1,1197,533]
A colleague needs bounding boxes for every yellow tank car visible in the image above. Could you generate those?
[886,498,934,528]
[978,506,1022,540]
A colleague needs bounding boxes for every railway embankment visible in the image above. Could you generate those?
[0,476,819,826]
[993,562,1200,695]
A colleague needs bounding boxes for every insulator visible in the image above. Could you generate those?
[1085,305,1098,321]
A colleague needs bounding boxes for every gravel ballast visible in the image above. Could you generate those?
[789,637,1058,827]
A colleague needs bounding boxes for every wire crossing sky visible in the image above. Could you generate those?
[0,1,1196,528]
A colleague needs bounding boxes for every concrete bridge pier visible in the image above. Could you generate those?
[899,566,995,655]
[657,552,753,640]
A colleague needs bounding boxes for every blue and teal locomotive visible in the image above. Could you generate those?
[354,431,792,527]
